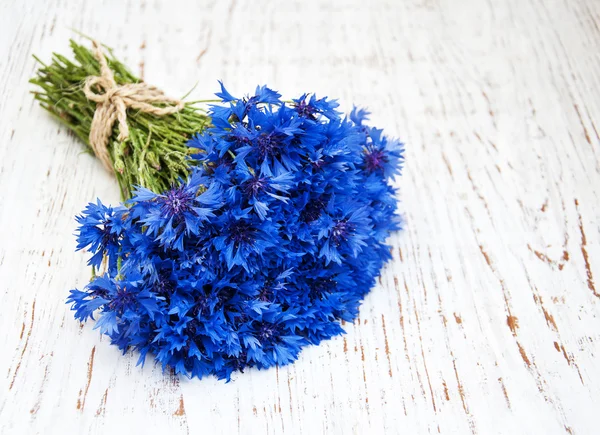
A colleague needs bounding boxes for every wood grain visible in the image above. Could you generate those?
[1,0,599,433]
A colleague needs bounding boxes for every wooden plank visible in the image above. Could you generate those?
[1,0,599,433]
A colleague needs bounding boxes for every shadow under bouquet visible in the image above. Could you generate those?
[32,39,404,381]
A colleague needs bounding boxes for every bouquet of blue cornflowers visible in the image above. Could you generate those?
[33,40,404,381]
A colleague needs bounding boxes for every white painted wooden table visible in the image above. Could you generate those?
[1,0,599,433]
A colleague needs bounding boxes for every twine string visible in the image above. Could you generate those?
[82,40,184,172]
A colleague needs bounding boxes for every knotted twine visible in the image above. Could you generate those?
[82,41,185,172]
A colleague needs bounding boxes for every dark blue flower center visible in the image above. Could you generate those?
[364,148,388,172]
[190,294,211,318]
[258,322,283,341]
[228,220,256,246]
[153,274,175,298]
[331,219,353,245]
[162,185,194,218]
[256,133,281,158]
[301,199,326,222]
[295,100,317,118]
[109,286,136,312]
[243,176,268,197]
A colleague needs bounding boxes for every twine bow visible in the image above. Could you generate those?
[83,40,185,172]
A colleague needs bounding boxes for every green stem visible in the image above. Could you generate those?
[30,39,211,200]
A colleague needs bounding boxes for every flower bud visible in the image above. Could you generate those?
[114,157,125,174]
[146,151,161,170]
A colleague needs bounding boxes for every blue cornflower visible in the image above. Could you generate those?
[293,93,341,120]
[130,170,223,250]
[68,273,160,336]
[212,209,277,272]
[234,164,294,220]
[351,107,404,178]
[75,199,126,269]
[317,200,372,265]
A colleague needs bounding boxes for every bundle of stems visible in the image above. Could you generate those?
[30,40,211,199]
